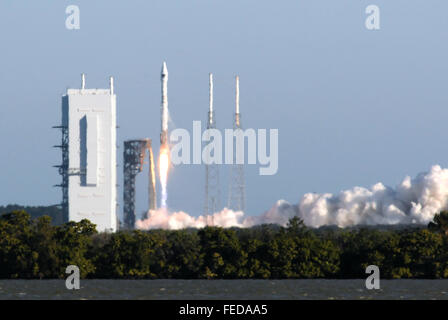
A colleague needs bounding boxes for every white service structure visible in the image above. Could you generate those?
[61,75,118,232]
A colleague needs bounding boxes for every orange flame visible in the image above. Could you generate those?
[158,145,170,208]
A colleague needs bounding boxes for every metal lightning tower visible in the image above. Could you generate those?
[204,73,220,225]
[123,139,157,229]
[227,76,246,212]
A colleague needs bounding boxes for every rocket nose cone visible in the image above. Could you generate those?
[162,62,168,76]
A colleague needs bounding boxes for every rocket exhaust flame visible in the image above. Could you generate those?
[159,145,170,208]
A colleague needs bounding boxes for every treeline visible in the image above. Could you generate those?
[0,205,62,225]
[1,210,448,279]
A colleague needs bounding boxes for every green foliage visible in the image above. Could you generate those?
[428,211,448,235]
[95,230,165,278]
[0,211,96,278]
[1,212,448,279]
[55,219,97,278]
[165,230,202,278]
[198,227,247,278]
[0,205,62,225]
[338,229,391,278]
[0,211,37,278]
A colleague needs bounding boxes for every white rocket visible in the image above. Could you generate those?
[235,75,241,128]
[160,61,169,145]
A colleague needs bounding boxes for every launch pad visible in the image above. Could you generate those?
[55,62,251,231]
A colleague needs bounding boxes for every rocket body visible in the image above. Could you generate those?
[235,75,241,128]
[160,62,169,145]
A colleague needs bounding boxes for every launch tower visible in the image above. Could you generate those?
[123,139,157,229]
[204,73,221,224]
[227,76,246,212]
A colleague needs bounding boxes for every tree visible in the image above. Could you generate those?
[165,230,202,278]
[198,227,247,278]
[286,217,306,235]
[54,219,97,278]
[0,211,37,278]
[95,230,169,279]
[397,229,443,278]
[4,208,448,279]
[428,211,448,236]
[338,229,389,278]
[30,215,60,278]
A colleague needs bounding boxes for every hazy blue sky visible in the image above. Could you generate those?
[1,1,448,219]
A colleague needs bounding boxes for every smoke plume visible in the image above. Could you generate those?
[136,165,448,230]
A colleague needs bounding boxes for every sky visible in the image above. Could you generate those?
[1,0,448,220]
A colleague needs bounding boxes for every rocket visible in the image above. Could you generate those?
[160,61,169,145]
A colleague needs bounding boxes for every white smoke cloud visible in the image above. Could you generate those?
[136,207,248,230]
[136,165,448,230]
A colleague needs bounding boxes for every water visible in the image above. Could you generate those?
[0,279,447,300]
